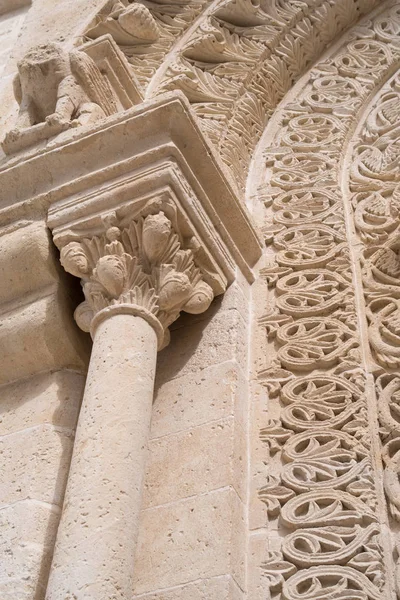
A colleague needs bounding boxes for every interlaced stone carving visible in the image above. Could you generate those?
[252,3,400,598]
[347,44,400,578]
[83,0,383,188]
[58,210,214,348]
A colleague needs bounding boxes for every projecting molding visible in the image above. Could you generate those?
[0,92,262,289]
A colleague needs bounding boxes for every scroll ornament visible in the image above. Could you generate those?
[59,211,214,348]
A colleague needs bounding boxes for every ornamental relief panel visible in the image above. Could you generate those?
[348,58,400,553]
[250,3,400,600]
[78,0,384,190]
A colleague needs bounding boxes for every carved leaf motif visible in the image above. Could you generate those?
[262,552,297,591]
[59,212,214,343]
[276,317,358,371]
[260,419,293,454]
[368,297,400,368]
[280,490,376,529]
[259,475,296,517]
[275,269,349,318]
[282,524,380,569]
[282,566,381,600]
[273,225,345,270]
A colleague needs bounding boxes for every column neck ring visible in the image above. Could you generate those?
[90,304,164,349]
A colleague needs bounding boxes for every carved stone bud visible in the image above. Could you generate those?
[94,255,127,298]
[142,213,171,263]
[60,242,89,278]
[158,272,192,311]
[74,301,94,333]
[183,281,214,314]
[118,4,159,43]
[57,211,217,345]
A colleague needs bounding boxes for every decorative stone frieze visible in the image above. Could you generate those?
[78,0,384,191]
[346,47,400,590]
[4,1,400,598]
[248,3,400,599]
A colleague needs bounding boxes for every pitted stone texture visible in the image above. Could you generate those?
[0,425,74,508]
[3,1,107,71]
[0,291,89,385]
[0,500,60,600]
[0,221,60,306]
[134,488,245,595]
[46,315,158,600]
[133,575,243,600]
[0,370,84,435]
[157,308,247,381]
[144,417,246,507]
[153,357,247,432]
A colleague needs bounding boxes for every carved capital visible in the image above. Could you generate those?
[58,210,214,349]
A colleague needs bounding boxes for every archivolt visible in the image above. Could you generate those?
[143,0,382,187]
[248,1,400,599]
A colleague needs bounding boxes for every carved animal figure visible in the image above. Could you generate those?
[3,43,117,152]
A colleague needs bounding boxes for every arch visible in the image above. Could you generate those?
[247,2,400,598]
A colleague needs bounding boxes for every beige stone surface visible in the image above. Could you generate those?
[0,370,84,435]
[0,292,88,385]
[144,416,246,507]
[46,314,158,600]
[4,1,107,69]
[134,488,245,595]
[0,500,60,600]
[133,575,243,600]
[2,1,399,599]
[152,360,247,438]
[0,221,59,306]
[0,425,74,508]
[157,308,247,381]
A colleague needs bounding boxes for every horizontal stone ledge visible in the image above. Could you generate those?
[0,92,262,286]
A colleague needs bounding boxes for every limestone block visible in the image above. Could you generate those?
[0,499,60,600]
[0,290,89,385]
[133,488,245,595]
[218,278,250,322]
[156,308,247,382]
[0,424,73,508]
[0,370,84,435]
[144,417,246,507]
[0,221,59,306]
[133,575,243,600]
[152,360,248,438]
[247,532,269,600]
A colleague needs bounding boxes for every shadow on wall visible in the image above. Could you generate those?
[155,295,225,390]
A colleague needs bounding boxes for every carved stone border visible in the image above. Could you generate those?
[249,3,400,599]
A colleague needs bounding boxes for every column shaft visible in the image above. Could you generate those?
[46,314,158,600]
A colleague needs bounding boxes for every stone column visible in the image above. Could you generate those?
[45,210,215,600]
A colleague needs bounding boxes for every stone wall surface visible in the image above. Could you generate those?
[0,0,399,599]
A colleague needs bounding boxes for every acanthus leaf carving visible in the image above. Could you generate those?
[59,210,214,348]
